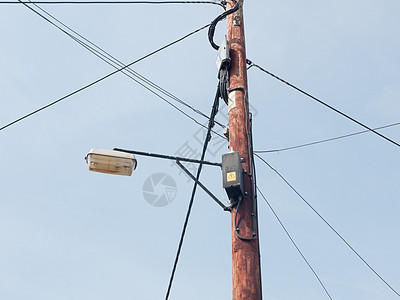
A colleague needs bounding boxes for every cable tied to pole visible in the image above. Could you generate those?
[208,0,241,50]
[228,86,258,241]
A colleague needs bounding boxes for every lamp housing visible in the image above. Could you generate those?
[85,148,137,176]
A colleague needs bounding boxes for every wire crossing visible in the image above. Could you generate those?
[17,0,227,138]
[247,61,400,149]
[254,153,400,297]
[0,22,211,132]
[165,86,221,300]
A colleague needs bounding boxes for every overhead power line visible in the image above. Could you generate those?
[254,153,400,297]
[257,187,332,300]
[0,22,211,132]
[0,1,225,6]
[247,60,400,149]
[255,121,400,153]
[16,0,226,138]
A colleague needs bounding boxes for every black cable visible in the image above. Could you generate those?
[22,0,225,127]
[0,22,211,132]
[233,199,255,240]
[165,86,221,300]
[19,0,227,137]
[247,61,400,149]
[231,88,258,241]
[254,153,400,297]
[250,113,263,299]
[208,0,240,50]
[1,1,225,6]
[257,187,332,299]
[255,122,400,153]
[219,68,229,104]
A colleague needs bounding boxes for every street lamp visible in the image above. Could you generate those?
[85,147,231,210]
[85,148,137,176]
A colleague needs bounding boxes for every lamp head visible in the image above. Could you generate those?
[85,148,137,176]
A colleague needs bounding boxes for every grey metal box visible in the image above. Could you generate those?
[222,152,244,200]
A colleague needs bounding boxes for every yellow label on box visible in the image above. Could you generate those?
[227,172,236,182]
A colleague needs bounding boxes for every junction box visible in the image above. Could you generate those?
[222,151,244,200]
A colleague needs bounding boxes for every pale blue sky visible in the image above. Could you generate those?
[1,1,399,299]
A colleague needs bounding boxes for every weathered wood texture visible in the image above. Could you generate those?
[227,1,262,299]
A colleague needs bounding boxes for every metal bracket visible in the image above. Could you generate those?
[216,35,231,73]
[176,160,230,212]
[114,148,221,167]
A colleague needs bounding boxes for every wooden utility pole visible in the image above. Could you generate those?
[227,0,262,299]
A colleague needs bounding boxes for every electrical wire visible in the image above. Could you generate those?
[230,88,258,240]
[0,22,211,132]
[257,187,333,300]
[219,68,229,104]
[1,0,225,6]
[233,199,256,240]
[230,88,258,241]
[247,60,400,149]
[165,85,221,300]
[208,0,240,50]
[254,153,400,297]
[16,0,227,136]
[250,113,263,299]
[255,122,400,153]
